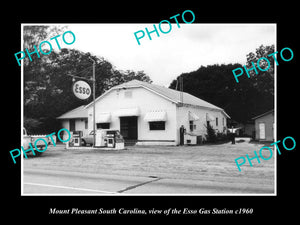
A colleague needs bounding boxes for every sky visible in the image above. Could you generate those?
[61,23,276,87]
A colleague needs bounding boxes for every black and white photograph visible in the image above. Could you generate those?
[20,23,276,196]
[4,4,298,220]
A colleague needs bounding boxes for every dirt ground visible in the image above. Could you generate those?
[23,139,275,194]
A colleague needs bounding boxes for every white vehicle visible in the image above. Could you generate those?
[23,128,32,150]
[23,128,53,156]
[81,130,124,147]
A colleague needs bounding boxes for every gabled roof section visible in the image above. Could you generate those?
[85,79,230,117]
[57,105,88,119]
[252,109,274,120]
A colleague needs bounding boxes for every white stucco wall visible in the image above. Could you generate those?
[61,120,69,131]
[60,119,88,137]
[57,84,231,146]
[254,112,274,141]
[176,105,227,144]
[86,87,177,144]
[75,119,88,136]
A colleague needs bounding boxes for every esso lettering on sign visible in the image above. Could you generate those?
[72,80,91,100]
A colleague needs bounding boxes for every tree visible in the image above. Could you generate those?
[23,25,67,105]
[23,117,43,134]
[245,44,275,96]
[205,123,217,143]
[169,45,274,123]
[110,69,152,89]
[23,25,152,133]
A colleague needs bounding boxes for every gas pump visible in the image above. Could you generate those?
[105,130,124,149]
[106,130,115,148]
[73,131,82,146]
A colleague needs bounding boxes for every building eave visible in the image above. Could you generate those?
[252,109,274,120]
[177,103,230,118]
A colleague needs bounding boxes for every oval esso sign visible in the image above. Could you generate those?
[72,80,91,100]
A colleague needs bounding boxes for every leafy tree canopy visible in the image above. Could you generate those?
[23,25,151,133]
[169,45,274,124]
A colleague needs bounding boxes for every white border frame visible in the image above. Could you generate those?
[20,23,277,196]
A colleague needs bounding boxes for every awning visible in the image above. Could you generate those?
[115,107,140,117]
[206,113,215,121]
[96,113,111,123]
[189,111,200,121]
[144,111,167,122]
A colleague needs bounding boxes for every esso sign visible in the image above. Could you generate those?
[72,80,91,100]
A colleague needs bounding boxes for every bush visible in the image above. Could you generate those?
[205,123,217,143]
[24,117,43,134]
[216,132,230,142]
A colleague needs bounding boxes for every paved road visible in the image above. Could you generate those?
[23,168,274,195]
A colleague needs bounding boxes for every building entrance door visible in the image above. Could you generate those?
[259,123,265,139]
[120,116,138,140]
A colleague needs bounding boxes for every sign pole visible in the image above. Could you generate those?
[92,59,96,147]
[67,59,96,147]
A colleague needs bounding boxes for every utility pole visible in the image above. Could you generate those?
[67,58,96,147]
[91,58,96,147]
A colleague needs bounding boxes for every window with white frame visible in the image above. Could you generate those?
[149,121,165,130]
[96,123,110,129]
[189,120,196,131]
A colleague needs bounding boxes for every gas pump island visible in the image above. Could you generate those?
[69,130,125,150]
[67,62,125,150]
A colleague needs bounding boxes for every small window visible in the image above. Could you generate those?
[189,121,196,131]
[222,117,224,126]
[85,119,88,129]
[96,123,110,129]
[207,121,210,127]
[124,91,132,98]
[216,117,218,126]
[149,121,165,130]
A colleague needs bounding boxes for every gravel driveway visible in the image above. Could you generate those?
[23,140,275,194]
